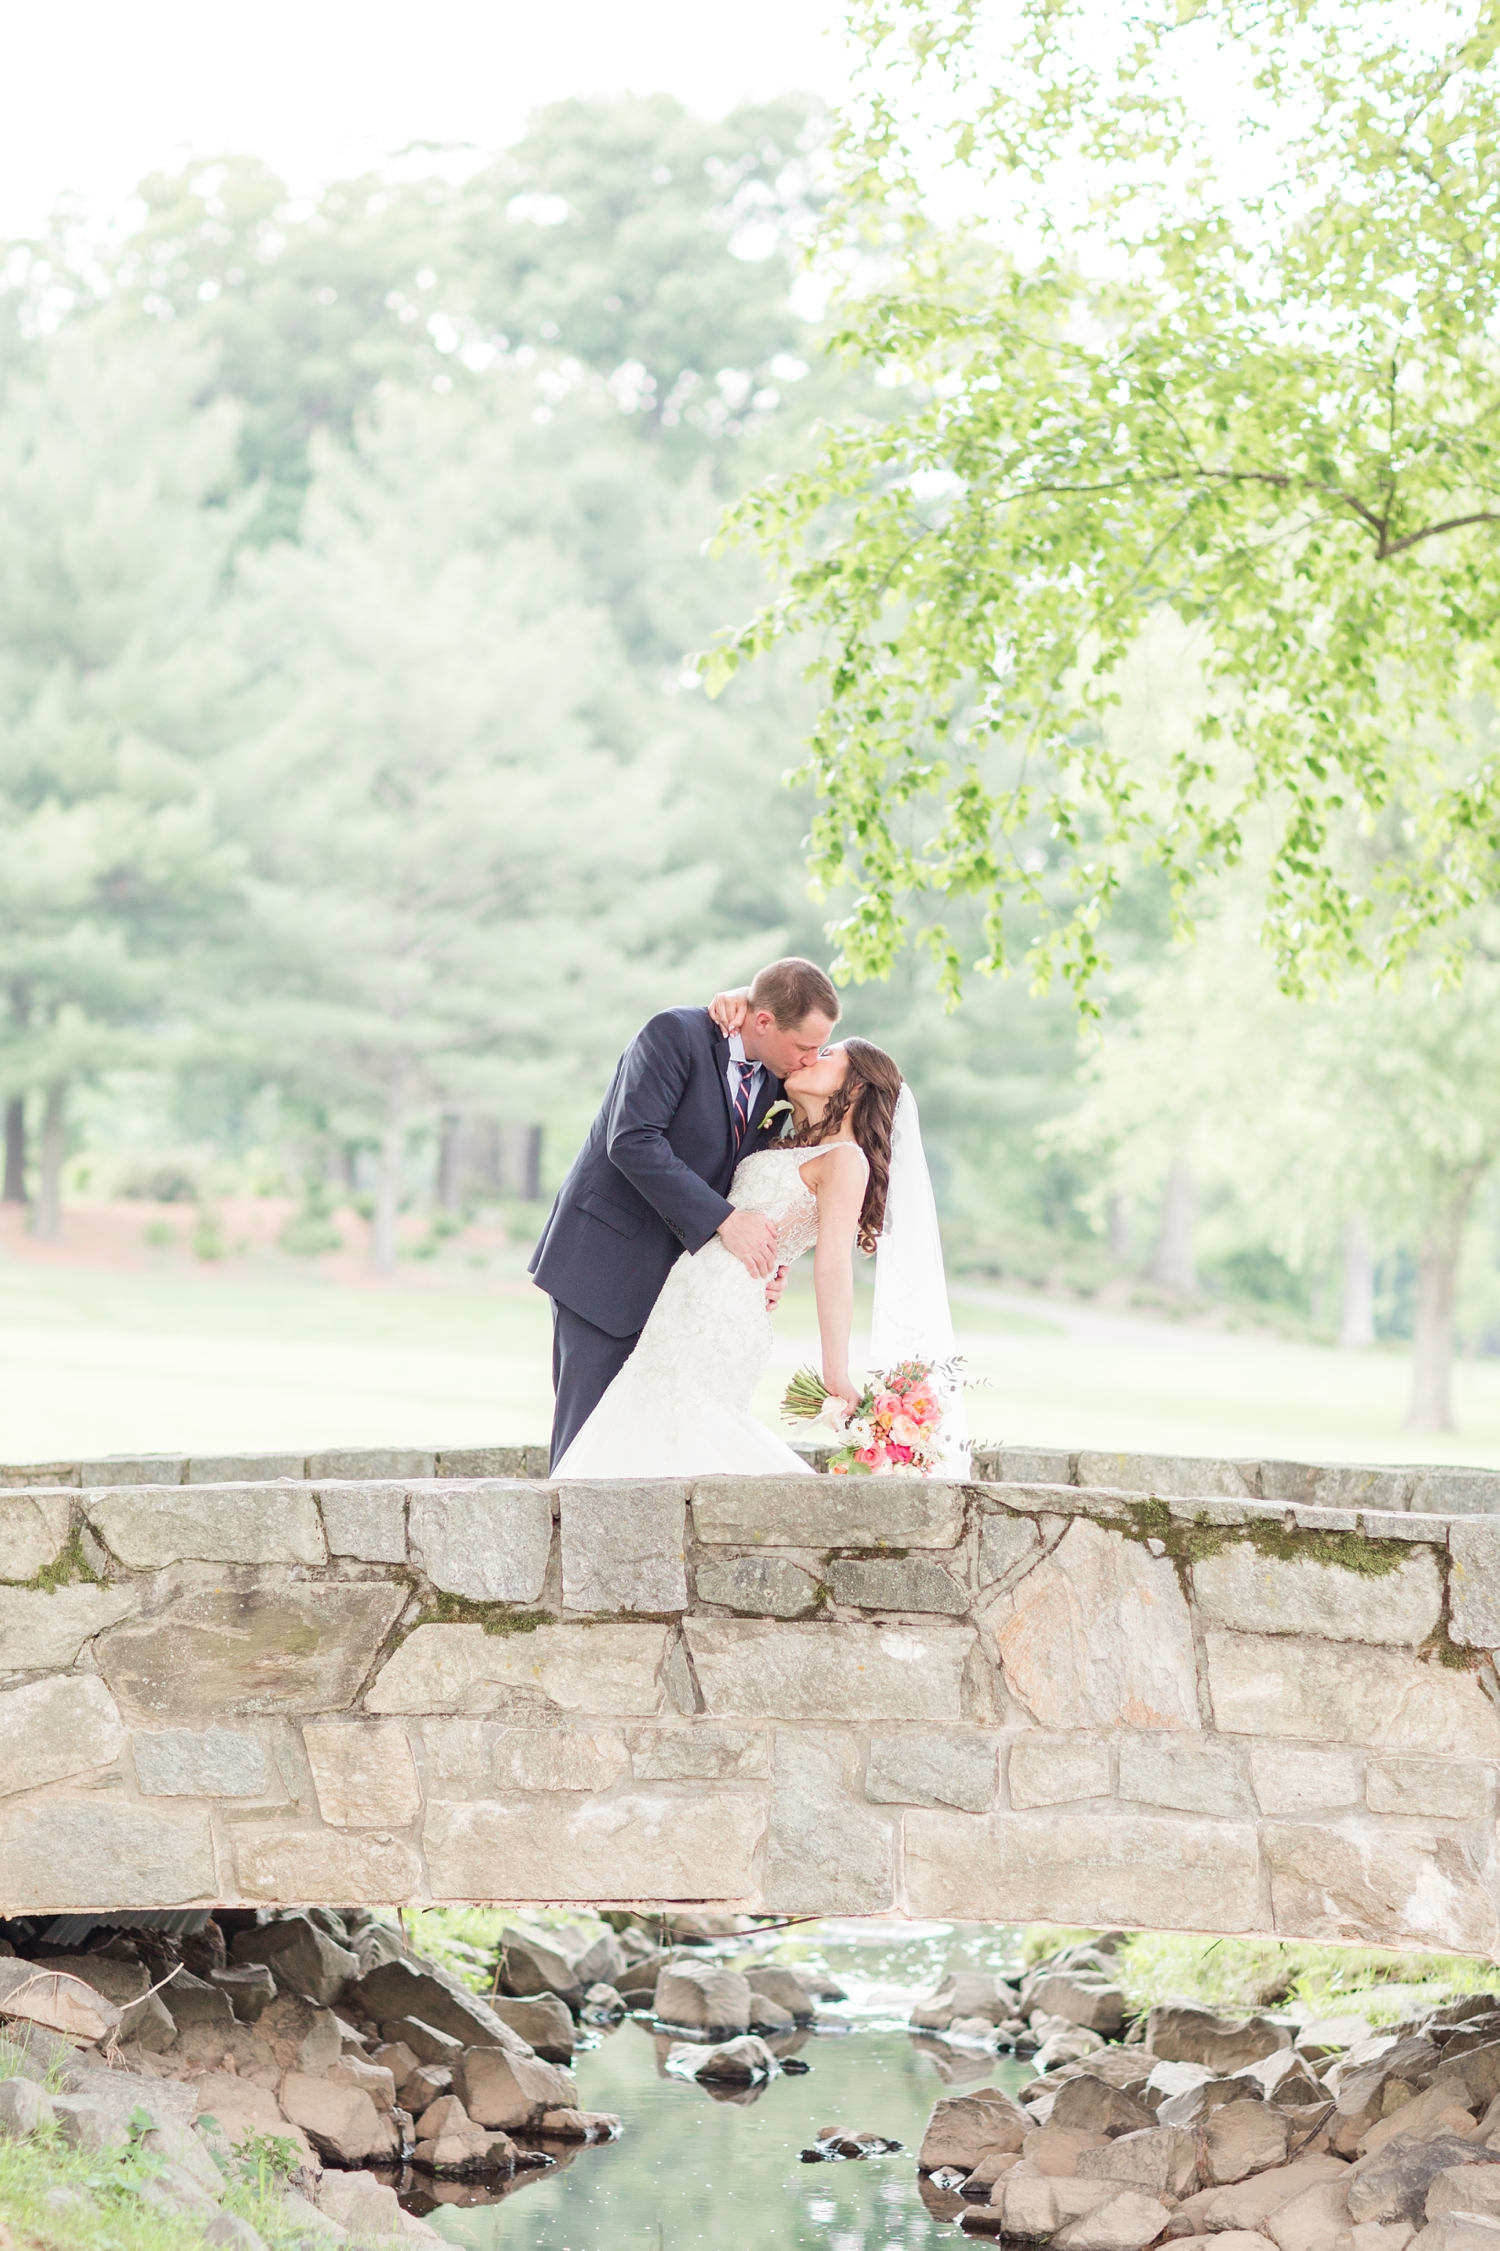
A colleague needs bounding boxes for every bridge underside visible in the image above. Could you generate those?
[1,1454,1498,1952]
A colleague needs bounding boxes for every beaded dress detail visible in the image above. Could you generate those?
[553,1146,857,1478]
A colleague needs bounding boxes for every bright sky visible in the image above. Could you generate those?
[0,0,856,237]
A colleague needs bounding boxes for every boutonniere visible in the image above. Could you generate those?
[759,1100,794,1138]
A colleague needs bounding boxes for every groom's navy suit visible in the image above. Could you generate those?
[530,1007,785,1467]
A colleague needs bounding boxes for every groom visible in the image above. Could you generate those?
[530,957,840,1468]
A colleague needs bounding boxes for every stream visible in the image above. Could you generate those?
[393,1922,1031,2251]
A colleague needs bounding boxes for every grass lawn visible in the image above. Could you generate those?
[1,1199,1498,1467]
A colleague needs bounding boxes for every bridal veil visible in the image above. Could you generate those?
[871,1083,971,1474]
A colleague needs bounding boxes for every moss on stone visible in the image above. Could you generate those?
[29,1531,100,1593]
[417,1588,552,1636]
[1118,1498,1424,1578]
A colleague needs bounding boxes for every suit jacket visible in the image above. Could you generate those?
[529,1006,787,1338]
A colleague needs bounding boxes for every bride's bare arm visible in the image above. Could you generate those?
[801,1146,868,1409]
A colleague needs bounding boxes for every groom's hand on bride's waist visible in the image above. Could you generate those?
[718,1207,778,1278]
[764,1263,789,1311]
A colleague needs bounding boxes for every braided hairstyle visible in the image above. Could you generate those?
[793,1037,904,1253]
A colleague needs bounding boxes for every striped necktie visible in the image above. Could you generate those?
[732,1060,757,1149]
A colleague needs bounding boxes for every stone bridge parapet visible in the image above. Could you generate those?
[3,1459,1500,1951]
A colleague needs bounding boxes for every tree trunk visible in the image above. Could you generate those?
[1107,1191,1131,1262]
[498,1122,542,1202]
[1338,1213,1376,1350]
[2,1097,26,1204]
[372,1120,402,1278]
[438,1115,463,1215]
[1149,1159,1197,1293]
[1405,1209,1467,1432]
[32,1080,64,1242]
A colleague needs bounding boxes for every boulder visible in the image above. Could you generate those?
[1241,2049,1327,2108]
[571,1930,629,1990]
[279,2072,400,2166]
[162,1971,236,2036]
[415,2094,472,2140]
[654,1961,753,2034]
[34,1955,175,2050]
[1034,2020,1110,2072]
[1204,2102,1293,2183]
[399,2064,452,2115]
[0,1961,121,2043]
[1023,2125,1111,2177]
[316,2170,407,2236]
[343,1960,527,2054]
[203,2218,270,2251]
[1147,2003,1291,2075]
[52,2095,132,2153]
[1265,2176,1354,2251]
[538,2106,621,2138]
[1077,2125,1197,2200]
[915,1973,1019,2031]
[1052,2190,1173,2249]
[1203,2154,1355,2234]
[140,2117,225,2200]
[671,2036,778,2085]
[410,2094,516,2175]
[0,2077,53,2138]
[232,1916,358,2009]
[208,1964,276,2024]
[1411,2223,1500,2250]
[451,2044,578,2130]
[379,2015,462,2065]
[749,1996,796,2033]
[1351,2139,1500,2228]
[258,1993,342,2077]
[1157,2076,1263,2131]
[919,2087,1032,2171]
[1050,2078,1157,2139]
[995,2168,1121,2236]
[583,1982,626,2022]
[1364,2088,1481,2158]
[1025,1973,1129,2037]
[369,2039,419,2085]
[487,1993,576,2063]
[1431,2170,1500,2223]
[745,1966,817,2023]
[494,1928,584,2009]
[325,2056,398,2114]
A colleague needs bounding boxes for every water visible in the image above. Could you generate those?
[399,1922,1032,2251]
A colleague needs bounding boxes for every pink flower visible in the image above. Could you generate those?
[874,1390,901,1418]
[829,1462,850,1476]
[856,1445,882,1468]
[888,1442,914,1464]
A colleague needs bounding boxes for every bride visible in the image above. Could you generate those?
[553,1020,966,1479]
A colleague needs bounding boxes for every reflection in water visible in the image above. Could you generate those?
[403,1923,1030,2251]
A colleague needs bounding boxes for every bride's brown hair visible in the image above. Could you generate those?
[794,1037,904,1253]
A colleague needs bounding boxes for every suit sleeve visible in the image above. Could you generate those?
[605,1013,734,1255]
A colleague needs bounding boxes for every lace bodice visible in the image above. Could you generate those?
[729,1141,867,1263]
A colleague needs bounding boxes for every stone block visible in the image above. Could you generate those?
[1265,1820,1497,1951]
[232,1826,423,1903]
[1448,1523,1500,1646]
[1008,1737,1112,1809]
[0,1582,139,1670]
[1365,1758,1491,1820]
[1311,1466,1413,1510]
[683,1620,973,1721]
[423,1788,765,1901]
[1207,1634,1500,1753]
[317,1483,408,1563]
[0,1491,72,1582]
[628,1726,771,1781]
[0,1674,124,1796]
[690,1476,964,1549]
[986,1447,1076,1486]
[977,1510,1045,1587]
[1257,1460,1319,1503]
[1409,1469,1500,1516]
[865,1731,998,1812]
[1193,1543,1442,1646]
[85,1485,326,1566]
[408,1484,553,1604]
[98,1582,407,1718]
[76,1456,185,1486]
[1250,1746,1364,1814]
[763,1730,894,1914]
[307,1449,435,1481]
[989,1519,1198,1731]
[694,1555,821,1616]
[903,1808,1261,1930]
[437,1448,539,1478]
[1074,1451,1252,1498]
[1117,1733,1252,1816]
[490,1728,629,1792]
[367,1623,667,1716]
[559,1483,687,1614]
[0,1798,215,1908]
[828,1557,968,1614]
[133,1727,274,1798]
[186,1454,305,1483]
[303,1723,422,1828]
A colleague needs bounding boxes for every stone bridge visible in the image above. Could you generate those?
[3,1440,1500,1953]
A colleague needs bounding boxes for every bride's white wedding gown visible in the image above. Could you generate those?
[552,1144,854,1478]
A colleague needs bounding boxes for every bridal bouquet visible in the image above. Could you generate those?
[782,1359,950,1475]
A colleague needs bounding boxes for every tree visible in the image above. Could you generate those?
[710,0,1500,1005]
[0,323,247,1233]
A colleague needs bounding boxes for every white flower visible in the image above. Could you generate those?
[759,1099,793,1135]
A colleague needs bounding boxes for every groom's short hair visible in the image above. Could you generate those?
[749,957,840,1028]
